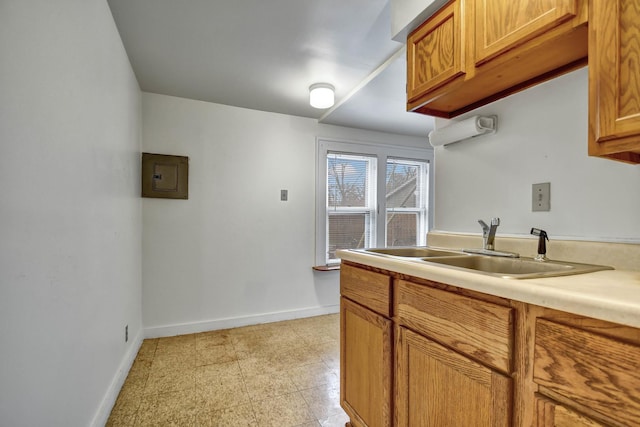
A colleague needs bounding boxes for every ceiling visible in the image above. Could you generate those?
[106,0,434,138]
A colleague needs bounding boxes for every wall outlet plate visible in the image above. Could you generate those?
[532,182,550,211]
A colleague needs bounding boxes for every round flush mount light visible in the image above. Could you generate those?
[309,83,335,109]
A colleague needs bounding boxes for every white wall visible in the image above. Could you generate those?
[0,1,142,426]
[142,93,427,334]
[433,68,640,242]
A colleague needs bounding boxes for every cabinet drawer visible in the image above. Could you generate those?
[340,264,391,317]
[534,319,640,426]
[395,280,513,372]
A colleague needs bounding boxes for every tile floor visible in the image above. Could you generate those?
[107,314,349,427]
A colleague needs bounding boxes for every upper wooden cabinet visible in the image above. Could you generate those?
[407,0,465,102]
[588,0,640,163]
[474,0,579,65]
[407,0,588,118]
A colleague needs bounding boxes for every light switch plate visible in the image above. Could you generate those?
[532,182,550,212]
[280,189,288,201]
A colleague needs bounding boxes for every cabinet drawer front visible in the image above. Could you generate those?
[534,319,640,425]
[341,264,391,317]
[475,0,577,65]
[395,280,513,372]
[407,0,465,103]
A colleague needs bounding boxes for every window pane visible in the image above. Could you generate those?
[386,212,418,246]
[328,154,373,208]
[386,158,428,247]
[327,213,370,261]
[386,160,421,208]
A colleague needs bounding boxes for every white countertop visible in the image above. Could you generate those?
[338,249,640,328]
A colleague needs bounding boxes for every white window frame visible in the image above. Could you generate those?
[385,158,430,247]
[315,137,434,266]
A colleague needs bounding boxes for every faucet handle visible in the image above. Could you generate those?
[478,219,489,231]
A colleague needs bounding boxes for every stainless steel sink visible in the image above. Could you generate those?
[423,255,613,279]
[364,247,464,258]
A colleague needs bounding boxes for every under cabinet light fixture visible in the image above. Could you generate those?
[309,83,335,109]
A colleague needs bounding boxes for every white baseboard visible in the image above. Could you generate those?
[90,330,144,427]
[144,305,340,339]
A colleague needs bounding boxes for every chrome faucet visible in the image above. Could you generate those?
[478,218,500,250]
[463,217,518,257]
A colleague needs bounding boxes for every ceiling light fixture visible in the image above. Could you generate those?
[309,83,335,109]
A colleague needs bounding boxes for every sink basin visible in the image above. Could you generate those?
[364,247,463,258]
[423,255,613,279]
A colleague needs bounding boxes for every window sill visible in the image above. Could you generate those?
[312,265,341,272]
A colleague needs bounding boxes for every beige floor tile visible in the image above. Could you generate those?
[196,361,243,386]
[110,314,342,426]
[106,410,138,427]
[196,344,237,366]
[300,385,343,420]
[136,339,158,362]
[289,362,339,391]
[272,347,325,371]
[151,351,195,371]
[252,392,316,427]
[135,389,197,427]
[237,355,284,377]
[319,411,350,427]
[144,366,196,395]
[196,380,251,411]
[195,403,257,427]
[195,330,232,348]
[156,334,196,355]
[243,371,298,401]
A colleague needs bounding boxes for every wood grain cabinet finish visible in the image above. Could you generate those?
[340,297,392,427]
[396,326,512,426]
[395,279,513,373]
[474,0,578,65]
[407,0,465,104]
[407,0,588,118]
[340,262,640,427]
[534,319,640,426]
[588,0,640,163]
[535,395,606,427]
[340,263,391,318]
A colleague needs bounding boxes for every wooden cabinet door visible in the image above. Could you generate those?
[535,396,606,427]
[396,326,512,427]
[407,0,465,104]
[340,297,392,427]
[475,0,577,65]
[588,0,640,163]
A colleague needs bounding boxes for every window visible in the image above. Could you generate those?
[316,138,433,266]
[386,158,429,247]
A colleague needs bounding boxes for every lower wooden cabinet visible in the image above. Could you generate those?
[396,326,512,426]
[340,296,392,427]
[340,262,640,427]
